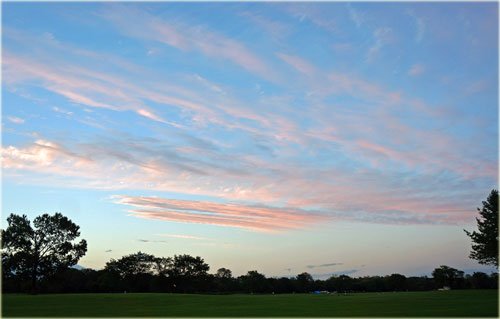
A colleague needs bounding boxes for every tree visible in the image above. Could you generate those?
[104,252,169,278]
[1,213,87,293]
[326,275,353,292]
[170,254,210,292]
[468,272,492,289]
[432,265,464,289]
[386,273,407,291]
[239,270,268,293]
[214,268,234,292]
[104,252,173,292]
[295,272,314,292]
[464,189,498,267]
[215,267,233,279]
[171,254,209,277]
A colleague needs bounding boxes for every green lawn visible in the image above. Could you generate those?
[2,290,498,317]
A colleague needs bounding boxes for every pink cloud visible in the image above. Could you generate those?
[114,195,327,232]
[408,64,425,76]
[2,136,488,227]
[240,11,290,40]
[276,53,316,77]
[1,139,92,174]
[465,80,489,95]
[7,116,25,124]
[102,5,278,82]
[4,48,284,136]
[3,26,495,229]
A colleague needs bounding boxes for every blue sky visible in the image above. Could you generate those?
[1,2,498,278]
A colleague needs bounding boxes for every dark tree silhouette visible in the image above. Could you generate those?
[464,189,498,267]
[1,213,87,293]
[104,252,173,292]
[240,270,268,293]
[469,272,493,289]
[432,265,464,289]
[296,272,314,292]
[170,254,210,293]
[387,273,407,291]
[214,268,234,292]
[105,251,169,278]
[171,254,209,277]
[215,267,233,279]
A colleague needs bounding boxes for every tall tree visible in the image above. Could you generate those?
[215,267,233,279]
[432,265,464,289]
[1,213,87,293]
[170,254,210,292]
[240,270,268,293]
[214,268,234,292]
[296,272,314,292]
[171,254,209,277]
[104,252,170,278]
[464,189,498,267]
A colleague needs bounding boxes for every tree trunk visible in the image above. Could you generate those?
[31,243,39,294]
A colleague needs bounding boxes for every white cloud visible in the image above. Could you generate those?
[52,106,73,116]
[7,116,25,124]
[408,64,425,76]
[407,10,425,43]
[347,3,364,28]
[366,27,393,62]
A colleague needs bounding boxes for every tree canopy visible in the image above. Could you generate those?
[432,265,464,289]
[1,213,87,293]
[104,252,171,278]
[464,189,498,267]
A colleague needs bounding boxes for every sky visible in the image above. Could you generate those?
[1,2,498,279]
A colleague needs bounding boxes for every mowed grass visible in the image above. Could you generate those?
[2,290,498,317]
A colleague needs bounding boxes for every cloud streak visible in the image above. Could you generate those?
[7,116,25,124]
[155,234,210,240]
[1,134,489,227]
[307,263,343,269]
[2,5,497,233]
[408,64,425,76]
[101,5,279,82]
[114,195,328,232]
[366,27,393,62]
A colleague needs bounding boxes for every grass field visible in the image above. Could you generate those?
[2,290,498,317]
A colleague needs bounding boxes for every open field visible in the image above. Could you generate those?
[2,290,498,317]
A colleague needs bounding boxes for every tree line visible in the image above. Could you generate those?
[2,250,498,294]
[1,189,497,294]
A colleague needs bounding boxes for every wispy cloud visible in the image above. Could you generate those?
[7,116,25,124]
[465,80,490,95]
[347,3,364,28]
[155,234,210,240]
[52,107,74,116]
[366,27,393,62]
[3,53,170,124]
[1,133,490,227]
[114,195,327,232]
[407,10,426,43]
[2,8,496,232]
[137,239,168,244]
[408,64,425,76]
[240,11,290,41]
[286,4,337,33]
[276,53,316,77]
[312,269,359,279]
[307,262,343,269]
[101,5,279,83]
